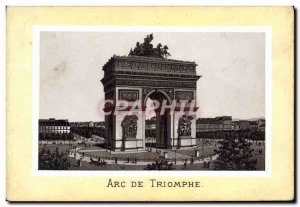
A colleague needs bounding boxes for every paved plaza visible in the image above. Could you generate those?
[39,140,265,171]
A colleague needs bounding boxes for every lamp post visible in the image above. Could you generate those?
[175,149,177,165]
[152,136,154,150]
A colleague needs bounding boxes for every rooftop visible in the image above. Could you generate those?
[39,119,70,126]
[196,118,223,124]
[196,116,232,124]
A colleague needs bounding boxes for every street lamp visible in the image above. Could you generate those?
[152,136,154,150]
[175,149,177,165]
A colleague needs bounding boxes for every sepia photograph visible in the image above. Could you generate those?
[5,6,294,202]
[37,29,268,171]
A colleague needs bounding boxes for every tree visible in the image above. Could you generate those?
[61,133,66,144]
[67,133,74,142]
[39,147,71,170]
[214,134,257,170]
[39,133,45,142]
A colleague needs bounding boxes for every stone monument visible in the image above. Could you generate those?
[101,34,201,152]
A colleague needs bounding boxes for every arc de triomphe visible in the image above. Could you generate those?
[101,34,201,152]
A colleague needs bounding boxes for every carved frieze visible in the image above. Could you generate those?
[113,79,197,89]
[175,91,194,101]
[114,60,196,75]
[118,89,139,102]
[121,115,138,139]
[178,116,193,137]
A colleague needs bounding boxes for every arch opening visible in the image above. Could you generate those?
[145,90,172,149]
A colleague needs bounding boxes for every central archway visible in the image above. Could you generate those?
[144,90,172,149]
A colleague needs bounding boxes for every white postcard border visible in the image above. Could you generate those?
[32,26,272,177]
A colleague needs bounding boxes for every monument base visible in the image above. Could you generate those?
[111,139,145,152]
[178,136,197,148]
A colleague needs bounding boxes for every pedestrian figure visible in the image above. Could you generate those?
[115,157,118,164]
[191,157,194,165]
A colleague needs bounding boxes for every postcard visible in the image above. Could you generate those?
[6,6,294,201]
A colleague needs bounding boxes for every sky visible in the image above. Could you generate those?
[40,32,265,122]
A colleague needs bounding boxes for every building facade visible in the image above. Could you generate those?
[39,118,71,134]
[196,116,234,132]
[196,118,265,133]
[249,121,259,131]
[238,120,251,130]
